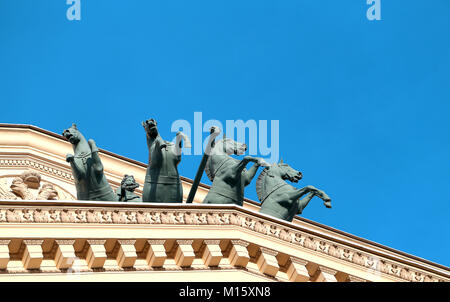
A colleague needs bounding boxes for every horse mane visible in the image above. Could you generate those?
[205,157,215,181]
[204,139,223,181]
[204,154,247,182]
[204,140,223,182]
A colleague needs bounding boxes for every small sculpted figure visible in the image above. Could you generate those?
[10,177,34,200]
[62,124,117,201]
[1,170,59,200]
[256,161,331,222]
[37,183,59,200]
[203,136,270,206]
[142,118,191,203]
[20,170,41,189]
[116,174,142,202]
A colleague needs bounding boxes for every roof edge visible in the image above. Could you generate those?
[0,123,447,272]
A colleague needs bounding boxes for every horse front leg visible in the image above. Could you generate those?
[297,192,315,214]
[284,186,311,203]
[231,156,253,177]
[302,185,332,208]
[285,186,332,216]
[66,153,84,180]
[230,156,262,180]
[243,157,270,186]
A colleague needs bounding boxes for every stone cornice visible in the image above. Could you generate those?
[0,200,448,282]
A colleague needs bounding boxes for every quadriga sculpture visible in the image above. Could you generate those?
[203,136,269,205]
[256,161,331,222]
[63,124,117,201]
[142,118,190,203]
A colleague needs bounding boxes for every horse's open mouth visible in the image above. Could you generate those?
[63,132,75,143]
[234,144,247,155]
[145,119,157,130]
[290,174,302,183]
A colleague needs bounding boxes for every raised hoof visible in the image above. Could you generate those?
[66,154,74,163]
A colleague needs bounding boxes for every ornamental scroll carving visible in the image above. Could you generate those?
[0,170,75,201]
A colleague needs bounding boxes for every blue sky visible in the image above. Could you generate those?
[0,1,449,266]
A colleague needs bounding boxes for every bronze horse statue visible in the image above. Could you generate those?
[203,136,269,206]
[256,162,331,221]
[63,124,117,201]
[142,118,190,203]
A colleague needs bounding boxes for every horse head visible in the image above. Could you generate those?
[257,161,332,221]
[275,162,332,208]
[62,124,83,145]
[142,118,159,139]
[219,137,247,156]
[256,162,303,201]
[276,163,303,183]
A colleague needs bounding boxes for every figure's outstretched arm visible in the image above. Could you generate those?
[244,163,261,186]
[154,135,167,150]
[88,139,104,174]
[232,156,253,179]
[173,131,191,156]
[231,156,266,183]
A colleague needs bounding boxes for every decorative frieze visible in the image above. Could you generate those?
[0,159,75,185]
[0,203,447,282]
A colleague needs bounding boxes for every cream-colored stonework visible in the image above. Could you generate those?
[0,124,448,282]
[0,201,448,282]
[0,171,74,201]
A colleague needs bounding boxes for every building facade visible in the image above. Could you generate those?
[0,124,448,282]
